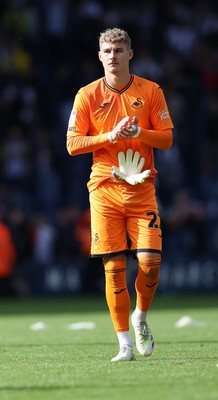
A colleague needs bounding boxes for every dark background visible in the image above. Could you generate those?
[0,0,217,297]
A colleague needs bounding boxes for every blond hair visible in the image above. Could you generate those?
[99,28,131,49]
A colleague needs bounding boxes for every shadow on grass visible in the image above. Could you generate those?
[0,293,217,315]
[0,386,71,391]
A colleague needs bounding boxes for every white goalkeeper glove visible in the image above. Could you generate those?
[111,149,151,185]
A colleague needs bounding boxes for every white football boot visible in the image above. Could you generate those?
[131,312,154,356]
[111,344,135,362]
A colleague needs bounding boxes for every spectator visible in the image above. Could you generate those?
[0,219,17,296]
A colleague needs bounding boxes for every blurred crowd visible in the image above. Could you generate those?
[0,0,218,296]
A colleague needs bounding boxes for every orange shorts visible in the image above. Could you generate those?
[89,179,162,257]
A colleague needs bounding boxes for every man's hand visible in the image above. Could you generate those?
[108,116,130,142]
[111,149,151,185]
[108,116,141,142]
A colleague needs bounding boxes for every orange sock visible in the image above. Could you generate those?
[104,259,130,333]
[135,258,160,312]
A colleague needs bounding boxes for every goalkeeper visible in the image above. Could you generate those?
[66,28,174,362]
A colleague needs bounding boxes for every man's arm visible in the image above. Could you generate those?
[133,127,173,150]
[67,133,109,156]
[67,115,131,156]
[137,85,173,150]
[125,83,174,150]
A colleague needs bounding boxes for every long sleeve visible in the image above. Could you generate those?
[138,128,173,150]
[66,133,110,156]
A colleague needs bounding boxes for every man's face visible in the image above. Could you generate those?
[98,42,133,75]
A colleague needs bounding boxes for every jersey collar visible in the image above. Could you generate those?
[103,74,134,94]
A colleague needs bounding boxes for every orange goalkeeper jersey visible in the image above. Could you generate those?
[67,74,174,192]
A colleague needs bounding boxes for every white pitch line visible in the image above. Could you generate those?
[175,315,206,328]
[30,321,47,331]
[67,321,96,330]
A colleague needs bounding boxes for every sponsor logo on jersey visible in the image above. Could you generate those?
[69,109,77,126]
[97,102,110,109]
[159,109,170,120]
[131,98,143,108]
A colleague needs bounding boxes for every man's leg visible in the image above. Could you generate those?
[135,255,160,312]
[103,255,134,361]
[89,185,134,360]
[131,253,161,356]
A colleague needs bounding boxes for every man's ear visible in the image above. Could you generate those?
[98,51,102,62]
[129,49,134,60]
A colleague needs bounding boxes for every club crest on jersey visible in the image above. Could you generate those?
[131,98,143,109]
[94,232,99,243]
[159,109,170,120]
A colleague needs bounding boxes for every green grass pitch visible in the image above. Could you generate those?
[0,294,217,400]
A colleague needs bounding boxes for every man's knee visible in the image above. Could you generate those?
[103,253,126,264]
[103,258,127,290]
[138,258,160,280]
